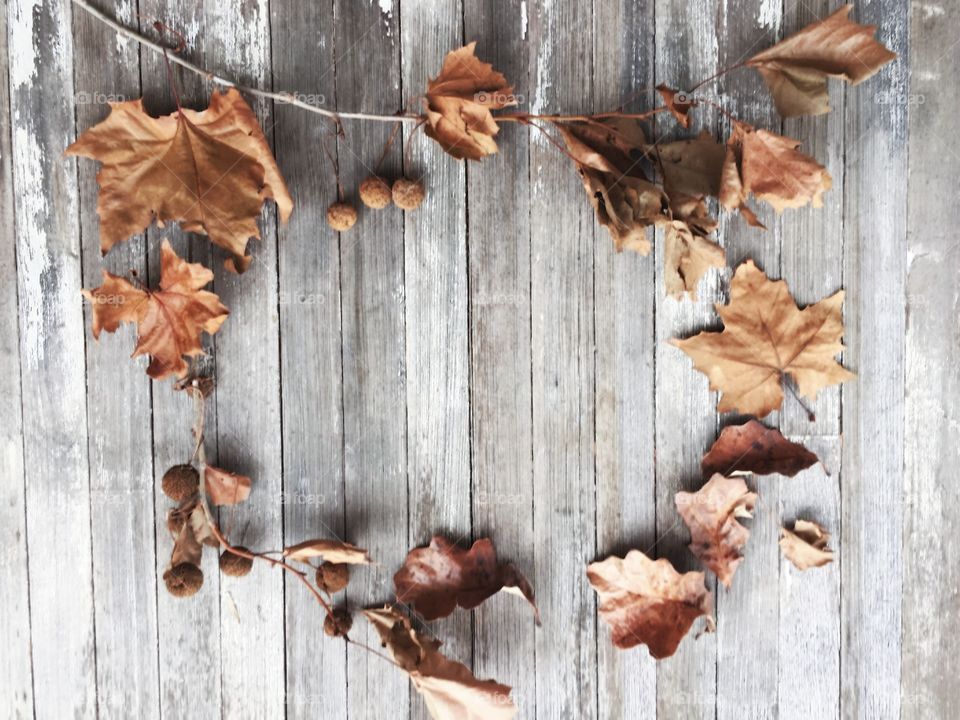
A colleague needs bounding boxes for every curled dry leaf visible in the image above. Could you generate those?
[556,118,667,254]
[363,607,517,720]
[701,420,819,478]
[672,259,855,418]
[283,539,371,565]
[656,84,693,127]
[171,501,217,566]
[66,88,293,273]
[83,239,228,380]
[394,536,539,623]
[720,122,831,220]
[587,550,714,659]
[423,42,516,161]
[203,465,252,506]
[663,195,725,299]
[747,5,897,117]
[675,474,758,588]
[780,519,834,570]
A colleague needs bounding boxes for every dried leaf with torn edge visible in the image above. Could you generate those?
[672,259,855,418]
[363,607,517,720]
[587,550,714,659]
[676,474,757,588]
[203,465,252,506]
[394,536,539,622]
[780,519,834,570]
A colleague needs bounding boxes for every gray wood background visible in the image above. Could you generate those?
[1,0,954,718]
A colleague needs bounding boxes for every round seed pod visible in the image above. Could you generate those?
[324,608,353,638]
[326,202,358,231]
[162,464,199,502]
[163,563,204,598]
[359,176,392,209]
[219,548,254,577]
[391,178,425,211]
[316,562,350,594]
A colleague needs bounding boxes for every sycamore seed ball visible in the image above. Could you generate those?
[316,562,350,594]
[162,464,199,502]
[359,176,392,209]
[327,202,358,231]
[164,563,204,598]
[392,178,425,211]
[219,548,254,577]
[324,608,353,638]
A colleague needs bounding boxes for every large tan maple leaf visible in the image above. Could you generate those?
[83,239,228,380]
[66,88,293,273]
[587,550,714,659]
[672,259,855,418]
[363,607,517,720]
[675,474,758,588]
[423,42,517,161]
[747,5,897,117]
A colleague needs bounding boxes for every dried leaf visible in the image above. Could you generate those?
[656,84,693,127]
[701,420,819,477]
[556,119,668,254]
[747,5,896,117]
[363,607,517,720]
[423,42,516,161]
[66,88,292,273]
[587,550,714,659]
[394,536,539,622]
[203,465,252,506]
[675,474,757,588]
[656,131,726,199]
[83,239,228,379]
[283,539,371,565]
[672,259,855,417]
[171,508,203,567]
[663,195,725,299]
[780,519,834,570]
[720,122,831,217]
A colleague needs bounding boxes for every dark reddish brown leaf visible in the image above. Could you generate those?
[701,420,820,478]
[394,536,539,622]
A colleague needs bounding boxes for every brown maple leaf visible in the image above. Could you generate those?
[203,465,252,506]
[587,550,714,659]
[423,42,516,161]
[283,539,371,565]
[701,420,820,478]
[363,607,517,720]
[394,536,539,622]
[720,122,831,220]
[671,259,855,418]
[83,239,228,380]
[675,474,757,588]
[66,88,293,273]
[747,5,897,117]
[556,119,668,254]
[780,519,834,570]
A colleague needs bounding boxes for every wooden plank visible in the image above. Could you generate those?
[776,2,846,716]
[592,0,657,717]
[268,1,348,717]
[8,0,96,716]
[398,3,472,719]
[526,1,598,717]
[200,3,286,716]
[653,0,720,717]
[332,3,410,718]
[135,2,223,715]
[461,3,537,717]
[0,2,34,715]
[840,0,908,716]
[903,2,958,717]
[712,3,783,717]
[72,1,160,717]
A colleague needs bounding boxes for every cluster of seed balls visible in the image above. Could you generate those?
[160,464,254,598]
[326,175,425,231]
[159,463,356,637]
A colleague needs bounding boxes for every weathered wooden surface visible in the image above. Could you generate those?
[3,0,947,718]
